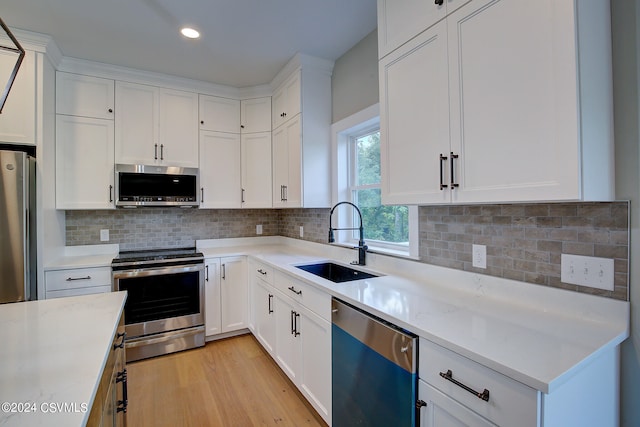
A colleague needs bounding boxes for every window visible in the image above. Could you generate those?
[332,104,418,258]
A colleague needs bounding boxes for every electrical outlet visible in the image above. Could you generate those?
[472,244,487,269]
[100,229,109,242]
[561,254,614,291]
[299,226,304,238]
[256,224,263,235]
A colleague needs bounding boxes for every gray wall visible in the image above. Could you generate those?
[612,1,640,425]
[331,30,379,123]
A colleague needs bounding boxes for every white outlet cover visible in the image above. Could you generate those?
[299,226,304,238]
[256,224,263,235]
[560,254,614,291]
[472,244,487,269]
[100,229,109,242]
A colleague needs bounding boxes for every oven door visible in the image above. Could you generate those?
[113,263,204,339]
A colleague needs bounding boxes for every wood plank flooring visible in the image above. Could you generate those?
[126,333,328,427]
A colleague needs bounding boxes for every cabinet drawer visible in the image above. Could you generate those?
[274,271,330,321]
[419,338,538,427]
[45,267,112,291]
[251,261,274,285]
[46,286,112,300]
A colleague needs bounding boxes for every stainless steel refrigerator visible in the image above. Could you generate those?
[0,149,36,303]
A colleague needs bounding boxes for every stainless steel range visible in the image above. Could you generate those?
[112,247,205,362]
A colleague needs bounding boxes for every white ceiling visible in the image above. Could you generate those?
[1,0,378,88]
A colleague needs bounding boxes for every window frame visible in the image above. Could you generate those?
[331,104,419,259]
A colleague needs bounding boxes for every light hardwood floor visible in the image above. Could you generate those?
[126,333,328,427]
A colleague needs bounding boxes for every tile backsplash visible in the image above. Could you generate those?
[66,202,629,300]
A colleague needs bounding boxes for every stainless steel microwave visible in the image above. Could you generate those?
[115,164,199,208]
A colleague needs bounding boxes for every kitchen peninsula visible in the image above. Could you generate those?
[0,292,126,427]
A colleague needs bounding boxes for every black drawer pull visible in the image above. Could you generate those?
[113,332,126,350]
[439,154,448,190]
[66,276,91,281]
[288,286,302,295]
[257,269,267,275]
[439,369,490,402]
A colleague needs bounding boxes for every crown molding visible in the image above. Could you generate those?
[2,27,63,68]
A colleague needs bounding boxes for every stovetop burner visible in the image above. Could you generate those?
[112,247,204,268]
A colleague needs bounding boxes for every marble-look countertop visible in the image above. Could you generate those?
[0,292,127,427]
[198,237,629,394]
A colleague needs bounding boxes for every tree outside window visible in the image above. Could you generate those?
[350,130,409,247]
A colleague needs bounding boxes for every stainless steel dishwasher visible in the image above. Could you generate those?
[332,298,419,426]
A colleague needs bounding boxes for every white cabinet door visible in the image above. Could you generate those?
[272,115,301,208]
[199,131,241,208]
[419,380,496,427]
[380,20,450,205]
[56,72,115,119]
[115,81,158,165]
[252,277,276,355]
[199,94,240,133]
[0,50,35,145]
[274,292,301,383]
[377,0,446,58]
[298,305,331,424]
[204,259,221,337]
[241,97,271,133]
[55,115,115,209]
[220,256,248,333]
[272,71,301,129]
[159,88,199,167]
[447,0,582,203]
[241,131,272,208]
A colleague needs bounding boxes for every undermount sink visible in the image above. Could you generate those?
[295,262,379,283]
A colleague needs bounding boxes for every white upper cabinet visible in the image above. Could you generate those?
[378,0,614,205]
[115,81,198,167]
[241,132,272,208]
[0,49,35,145]
[199,130,242,209]
[270,57,333,208]
[272,70,301,130]
[241,97,271,133]
[56,115,115,209]
[56,72,114,119]
[199,95,240,133]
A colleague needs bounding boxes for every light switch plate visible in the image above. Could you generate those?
[299,226,304,238]
[256,224,263,235]
[561,254,614,291]
[100,229,109,242]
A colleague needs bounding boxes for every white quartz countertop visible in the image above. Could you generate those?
[198,238,629,394]
[0,292,127,427]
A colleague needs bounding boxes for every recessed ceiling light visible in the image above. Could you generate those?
[181,27,200,39]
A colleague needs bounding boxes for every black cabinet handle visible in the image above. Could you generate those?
[113,332,126,350]
[108,108,113,113]
[283,185,288,201]
[450,152,459,189]
[439,369,490,402]
[241,188,245,203]
[294,312,300,336]
[116,368,128,413]
[200,120,204,125]
[435,0,444,5]
[201,187,204,203]
[160,144,164,160]
[66,276,91,281]
[439,154,448,190]
[290,310,295,334]
[257,269,267,275]
[154,144,158,160]
[240,125,245,129]
[222,264,226,280]
[109,185,113,203]
[205,265,209,282]
[288,285,302,295]
[268,294,273,314]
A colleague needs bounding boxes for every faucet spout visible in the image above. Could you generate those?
[328,201,368,266]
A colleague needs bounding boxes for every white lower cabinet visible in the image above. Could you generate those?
[45,267,112,299]
[204,256,248,337]
[248,261,331,425]
[419,380,496,427]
